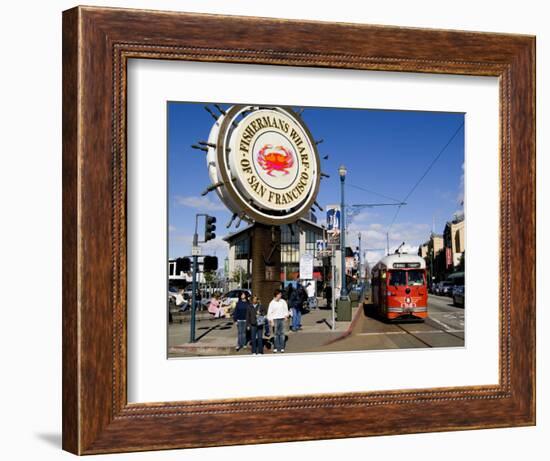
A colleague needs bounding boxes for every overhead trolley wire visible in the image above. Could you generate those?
[387,121,465,236]
[347,182,403,204]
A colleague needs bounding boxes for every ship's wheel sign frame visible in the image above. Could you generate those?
[206,105,321,225]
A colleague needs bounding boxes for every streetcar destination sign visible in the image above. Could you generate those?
[393,262,421,268]
[206,106,321,225]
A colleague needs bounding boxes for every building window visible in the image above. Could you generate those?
[281,245,299,263]
[455,230,461,254]
[281,224,299,264]
[304,228,322,256]
[235,237,250,260]
[281,224,299,244]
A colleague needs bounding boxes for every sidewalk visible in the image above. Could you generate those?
[168,302,360,357]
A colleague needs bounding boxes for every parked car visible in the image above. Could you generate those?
[177,289,210,308]
[435,281,454,296]
[453,285,465,307]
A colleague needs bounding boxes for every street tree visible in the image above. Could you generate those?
[230,267,247,287]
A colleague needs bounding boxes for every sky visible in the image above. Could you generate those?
[167,102,464,268]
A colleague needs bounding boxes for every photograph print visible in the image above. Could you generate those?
[167,102,465,358]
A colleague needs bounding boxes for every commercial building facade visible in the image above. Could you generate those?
[224,216,325,290]
[418,214,465,284]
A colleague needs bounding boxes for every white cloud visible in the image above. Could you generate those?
[202,238,230,256]
[346,220,431,267]
[174,195,226,211]
[173,234,192,245]
[168,225,176,232]
[171,233,230,259]
[346,209,376,225]
[456,162,465,206]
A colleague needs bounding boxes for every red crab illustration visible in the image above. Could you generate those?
[257,144,294,176]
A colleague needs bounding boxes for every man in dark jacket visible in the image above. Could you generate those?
[232,292,249,351]
[289,283,306,331]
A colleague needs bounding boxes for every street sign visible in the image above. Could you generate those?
[191,246,202,256]
[316,239,327,252]
[299,253,314,280]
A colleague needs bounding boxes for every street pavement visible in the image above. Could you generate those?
[168,294,464,358]
[168,304,355,357]
[307,294,465,353]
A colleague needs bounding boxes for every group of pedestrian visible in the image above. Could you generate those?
[230,288,296,354]
[232,292,270,354]
[200,280,317,355]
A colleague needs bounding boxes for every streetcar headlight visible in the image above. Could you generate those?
[386,291,393,296]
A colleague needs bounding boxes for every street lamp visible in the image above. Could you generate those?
[339,164,348,299]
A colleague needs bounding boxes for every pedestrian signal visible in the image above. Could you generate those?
[203,256,218,272]
[175,257,190,273]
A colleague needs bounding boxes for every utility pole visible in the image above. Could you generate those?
[358,232,362,285]
[190,213,216,343]
[386,232,390,256]
[430,214,436,287]
[339,165,348,299]
[331,248,336,329]
[323,226,336,330]
[190,217,199,343]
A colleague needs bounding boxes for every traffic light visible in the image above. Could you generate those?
[204,215,216,241]
[175,257,190,273]
[203,256,218,272]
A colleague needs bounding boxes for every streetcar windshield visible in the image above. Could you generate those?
[407,270,425,286]
[388,270,407,286]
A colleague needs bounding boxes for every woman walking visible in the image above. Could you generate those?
[247,296,267,355]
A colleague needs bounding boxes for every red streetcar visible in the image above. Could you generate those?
[371,253,428,321]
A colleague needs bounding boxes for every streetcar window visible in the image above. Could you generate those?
[388,270,407,286]
[407,270,425,286]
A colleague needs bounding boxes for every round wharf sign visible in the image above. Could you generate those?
[207,106,320,224]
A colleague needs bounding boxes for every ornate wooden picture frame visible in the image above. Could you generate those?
[62,6,535,454]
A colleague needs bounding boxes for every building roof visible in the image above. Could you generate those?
[298,217,324,231]
[222,223,253,242]
[446,216,465,228]
[223,217,324,243]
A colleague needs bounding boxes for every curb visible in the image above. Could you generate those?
[169,343,235,355]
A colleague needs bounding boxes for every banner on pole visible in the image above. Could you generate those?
[326,205,341,246]
[299,253,314,280]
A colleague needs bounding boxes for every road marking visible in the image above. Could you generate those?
[357,329,463,336]
[429,316,457,332]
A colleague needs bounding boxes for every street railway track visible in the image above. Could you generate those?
[391,319,464,347]
[393,322,434,348]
